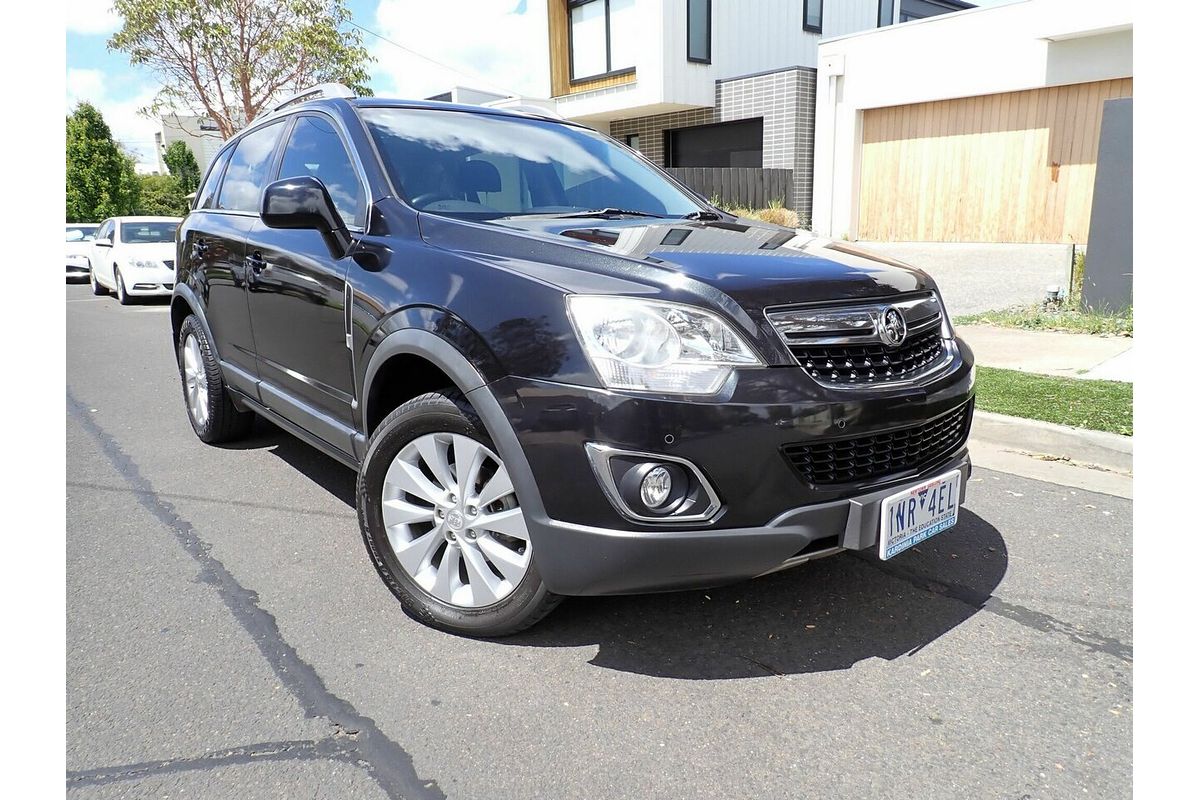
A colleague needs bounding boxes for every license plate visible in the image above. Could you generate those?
[879,470,962,560]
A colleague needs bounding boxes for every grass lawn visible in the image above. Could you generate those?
[974,366,1132,436]
[956,305,1133,337]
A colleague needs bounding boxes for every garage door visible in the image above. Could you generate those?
[858,78,1132,244]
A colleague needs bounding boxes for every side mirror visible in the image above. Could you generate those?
[261,176,352,258]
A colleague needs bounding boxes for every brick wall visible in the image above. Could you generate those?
[608,66,817,223]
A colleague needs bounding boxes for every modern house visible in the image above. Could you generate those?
[545,0,972,221]
[811,0,1133,243]
[155,114,229,174]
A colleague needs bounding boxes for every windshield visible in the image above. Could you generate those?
[359,108,703,219]
[120,221,178,244]
[66,225,97,242]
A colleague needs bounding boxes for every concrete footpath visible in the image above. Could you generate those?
[958,324,1134,382]
[956,325,1133,491]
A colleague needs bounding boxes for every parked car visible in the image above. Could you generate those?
[66,223,98,282]
[89,216,181,304]
[171,86,976,636]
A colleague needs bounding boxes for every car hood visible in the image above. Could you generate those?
[119,242,176,263]
[422,214,934,316]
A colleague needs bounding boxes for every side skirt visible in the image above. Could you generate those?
[229,388,362,472]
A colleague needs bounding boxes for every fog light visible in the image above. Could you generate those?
[640,466,673,509]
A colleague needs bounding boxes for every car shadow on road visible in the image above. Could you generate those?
[217,418,359,507]
[222,421,1006,679]
[502,509,1007,679]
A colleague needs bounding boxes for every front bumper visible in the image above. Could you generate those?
[530,451,970,595]
[491,339,976,595]
[66,258,90,279]
[125,277,175,296]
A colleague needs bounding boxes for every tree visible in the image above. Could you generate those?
[109,0,373,139]
[136,174,190,217]
[66,103,141,222]
[163,141,201,194]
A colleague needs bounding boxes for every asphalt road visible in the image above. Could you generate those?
[65,284,1132,799]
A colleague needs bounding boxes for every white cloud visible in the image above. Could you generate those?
[66,0,121,36]
[369,0,549,100]
[66,68,162,173]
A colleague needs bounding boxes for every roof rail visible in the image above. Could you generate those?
[500,103,565,120]
[270,83,356,115]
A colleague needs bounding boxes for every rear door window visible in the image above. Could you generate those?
[218,122,285,213]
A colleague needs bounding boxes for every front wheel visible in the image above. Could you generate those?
[176,315,254,443]
[356,390,562,636]
[90,263,107,296]
[115,267,133,305]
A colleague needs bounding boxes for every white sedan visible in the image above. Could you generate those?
[66,223,99,282]
[89,216,182,304]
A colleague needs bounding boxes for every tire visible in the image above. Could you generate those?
[115,267,133,305]
[90,263,107,296]
[176,315,254,443]
[357,390,562,636]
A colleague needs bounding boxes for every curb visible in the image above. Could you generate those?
[969,410,1132,474]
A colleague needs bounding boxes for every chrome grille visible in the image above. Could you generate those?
[767,294,951,387]
[782,402,972,486]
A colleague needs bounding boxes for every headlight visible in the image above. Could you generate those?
[127,258,162,269]
[567,296,763,394]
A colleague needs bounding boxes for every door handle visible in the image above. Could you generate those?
[245,252,267,273]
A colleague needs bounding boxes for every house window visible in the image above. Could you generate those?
[625,134,640,151]
[878,0,895,27]
[665,119,764,168]
[687,0,711,63]
[803,0,823,33]
[569,0,636,82]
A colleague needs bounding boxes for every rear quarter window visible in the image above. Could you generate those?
[196,147,233,210]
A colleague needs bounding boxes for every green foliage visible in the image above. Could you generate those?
[109,0,373,138]
[974,366,1132,436]
[163,141,201,194]
[136,174,190,217]
[955,305,1132,337]
[709,195,805,229]
[66,103,141,222]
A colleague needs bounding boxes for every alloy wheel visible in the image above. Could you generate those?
[182,334,210,427]
[381,432,530,608]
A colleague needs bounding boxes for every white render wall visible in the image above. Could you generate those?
[811,0,1133,240]
[556,0,880,123]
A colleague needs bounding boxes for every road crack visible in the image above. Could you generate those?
[67,391,444,799]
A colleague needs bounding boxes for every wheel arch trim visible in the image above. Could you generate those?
[361,328,550,525]
[171,285,218,363]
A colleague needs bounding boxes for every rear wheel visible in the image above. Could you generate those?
[357,390,561,636]
[115,267,133,305]
[90,263,107,296]
[176,315,254,443]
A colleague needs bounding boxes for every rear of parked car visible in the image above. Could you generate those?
[170,87,975,636]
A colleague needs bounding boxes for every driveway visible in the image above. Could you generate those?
[853,241,1075,316]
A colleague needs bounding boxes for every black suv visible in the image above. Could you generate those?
[171,85,975,636]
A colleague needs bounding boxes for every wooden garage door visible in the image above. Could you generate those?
[858,78,1133,243]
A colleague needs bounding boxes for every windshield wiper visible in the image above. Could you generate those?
[682,210,724,221]
[554,207,666,219]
